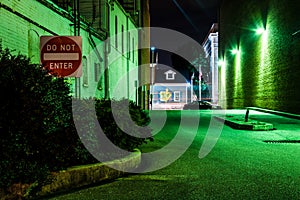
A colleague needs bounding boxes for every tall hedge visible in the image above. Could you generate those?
[0,48,96,189]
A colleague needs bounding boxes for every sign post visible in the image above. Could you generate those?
[40,36,82,77]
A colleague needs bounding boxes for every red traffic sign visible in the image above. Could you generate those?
[40,36,82,77]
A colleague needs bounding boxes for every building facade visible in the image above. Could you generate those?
[202,23,218,103]
[219,0,300,114]
[151,66,190,110]
[0,0,150,106]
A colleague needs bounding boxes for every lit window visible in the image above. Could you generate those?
[174,91,180,102]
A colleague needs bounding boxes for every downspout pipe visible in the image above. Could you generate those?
[73,0,81,98]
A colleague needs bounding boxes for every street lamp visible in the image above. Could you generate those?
[191,72,194,102]
[150,47,156,110]
[198,62,202,101]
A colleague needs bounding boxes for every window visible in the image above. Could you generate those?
[82,56,88,87]
[99,0,108,31]
[94,63,101,82]
[128,32,131,58]
[167,73,173,79]
[132,37,135,62]
[165,70,176,80]
[122,25,124,54]
[115,16,118,48]
[174,91,180,102]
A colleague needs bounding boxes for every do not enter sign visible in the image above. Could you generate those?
[40,36,82,77]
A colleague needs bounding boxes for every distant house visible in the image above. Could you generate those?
[151,66,191,110]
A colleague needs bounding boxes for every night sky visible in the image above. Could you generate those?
[149,0,220,65]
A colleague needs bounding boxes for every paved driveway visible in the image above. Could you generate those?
[45,110,300,200]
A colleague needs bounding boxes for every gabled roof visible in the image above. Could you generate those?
[164,70,176,75]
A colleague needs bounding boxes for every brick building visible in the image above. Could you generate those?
[0,0,150,107]
[219,0,300,114]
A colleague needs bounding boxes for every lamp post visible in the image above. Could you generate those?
[150,47,156,110]
[191,72,194,102]
[198,63,202,101]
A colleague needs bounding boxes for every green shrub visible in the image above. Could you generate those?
[0,49,96,189]
[0,49,153,191]
[96,98,153,150]
[72,98,153,160]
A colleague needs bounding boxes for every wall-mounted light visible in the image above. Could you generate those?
[231,48,240,55]
[255,28,266,35]
[218,60,226,67]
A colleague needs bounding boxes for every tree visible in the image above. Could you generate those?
[171,42,210,99]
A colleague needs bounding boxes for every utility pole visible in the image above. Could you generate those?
[191,72,194,102]
[150,47,156,110]
[198,62,201,101]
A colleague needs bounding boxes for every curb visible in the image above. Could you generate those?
[24,149,141,199]
[246,107,300,120]
[214,116,274,131]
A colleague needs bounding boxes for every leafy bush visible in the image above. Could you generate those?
[0,49,96,189]
[95,98,153,150]
[0,49,153,191]
[72,98,153,161]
